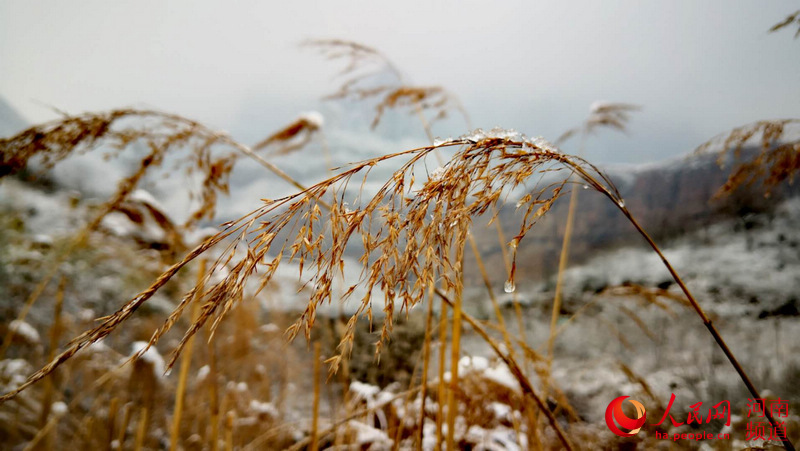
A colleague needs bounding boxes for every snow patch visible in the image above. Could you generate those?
[51,401,68,416]
[196,365,210,381]
[346,420,393,446]
[8,320,40,344]
[299,111,324,128]
[129,189,167,213]
[130,341,165,376]
[249,400,279,418]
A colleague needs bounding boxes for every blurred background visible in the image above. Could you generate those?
[1,1,799,449]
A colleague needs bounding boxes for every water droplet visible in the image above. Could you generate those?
[433,137,444,146]
[582,185,589,190]
[508,238,519,249]
[504,279,516,293]
[617,200,625,208]
[164,368,172,377]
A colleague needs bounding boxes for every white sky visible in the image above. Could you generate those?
[2,0,799,163]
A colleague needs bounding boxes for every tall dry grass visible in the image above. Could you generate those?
[2,113,795,447]
[0,109,328,363]
[1,30,798,449]
[696,119,800,199]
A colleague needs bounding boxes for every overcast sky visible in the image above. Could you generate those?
[2,0,799,164]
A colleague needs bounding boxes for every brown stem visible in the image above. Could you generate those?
[417,280,436,450]
[617,206,795,451]
[435,289,574,451]
[310,342,321,451]
[563,158,793,450]
[445,246,465,450]
[435,296,449,449]
[170,259,207,450]
[568,157,793,451]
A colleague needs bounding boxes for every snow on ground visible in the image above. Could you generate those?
[543,196,800,316]
[450,196,800,430]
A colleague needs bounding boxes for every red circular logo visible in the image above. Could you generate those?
[605,396,647,437]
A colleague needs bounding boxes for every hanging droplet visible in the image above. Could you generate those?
[617,200,625,208]
[583,184,589,190]
[164,367,172,377]
[504,279,516,293]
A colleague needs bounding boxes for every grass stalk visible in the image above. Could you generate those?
[117,403,132,451]
[0,262,61,359]
[467,235,513,348]
[445,249,465,450]
[38,277,65,429]
[107,397,119,450]
[547,181,579,362]
[133,407,148,451]
[435,298,448,450]
[435,289,574,451]
[283,385,430,451]
[416,280,436,450]
[224,411,234,451]
[169,259,207,450]
[393,338,427,449]
[566,159,796,451]
[617,204,796,451]
[547,131,587,366]
[491,204,527,341]
[414,84,519,365]
[310,341,321,451]
[207,326,220,451]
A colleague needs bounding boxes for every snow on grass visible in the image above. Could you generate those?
[50,401,68,416]
[0,359,32,391]
[348,381,389,431]
[196,365,210,381]
[459,355,520,394]
[101,210,166,243]
[129,341,165,376]
[129,189,168,213]
[259,323,281,334]
[249,399,279,419]
[8,320,40,344]
[482,365,521,394]
[346,420,393,447]
[298,111,324,128]
[349,380,380,401]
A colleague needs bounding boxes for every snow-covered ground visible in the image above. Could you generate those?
[449,195,800,444]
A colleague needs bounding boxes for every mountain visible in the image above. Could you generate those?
[467,149,799,286]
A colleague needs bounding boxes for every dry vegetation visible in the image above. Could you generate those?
[695,119,800,199]
[0,32,799,451]
[770,10,800,39]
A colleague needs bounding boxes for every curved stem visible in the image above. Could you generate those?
[617,206,794,451]
[567,157,794,451]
